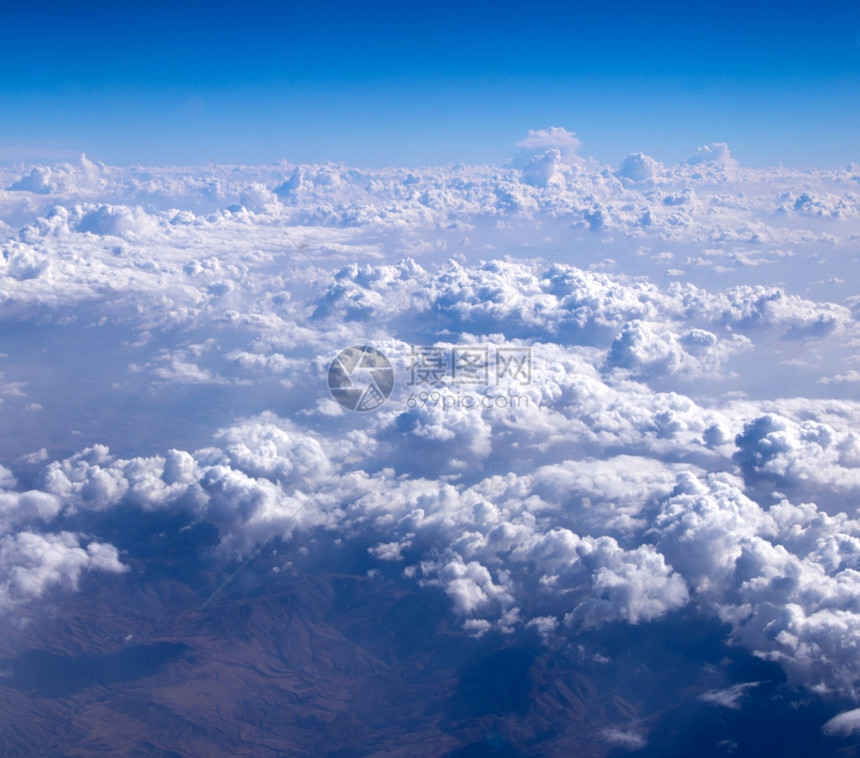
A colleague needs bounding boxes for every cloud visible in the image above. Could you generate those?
[0,531,126,608]
[76,204,158,238]
[822,708,860,737]
[651,472,768,593]
[239,182,282,212]
[0,243,50,280]
[513,127,582,165]
[733,413,860,505]
[0,489,62,530]
[9,167,56,194]
[3,387,860,697]
[7,155,103,195]
[818,370,860,385]
[0,146,858,715]
[788,191,858,220]
[616,152,663,182]
[675,284,850,338]
[602,728,647,750]
[604,321,750,379]
[521,148,568,188]
[684,142,738,167]
[698,682,760,709]
[213,418,335,487]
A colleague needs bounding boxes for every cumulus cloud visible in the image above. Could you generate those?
[0,144,858,719]
[2,385,860,697]
[616,152,663,182]
[513,126,582,165]
[604,321,750,379]
[733,413,860,507]
[0,531,126,608]
[8,155,103,195]
[818,370,860,385]
[9,167,56,194]
[684,142,738,167]
[76,204,158,238]
[788,191,858,220]
[521,148,568,188]
[0,243,50,280]
[0,489,62,530]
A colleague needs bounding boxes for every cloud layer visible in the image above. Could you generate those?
[0,138,859,716]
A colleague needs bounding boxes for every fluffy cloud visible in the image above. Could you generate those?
[9,167,56,194]
[76,204,158,238]
[0,489,62,529]
[513,126,582,165]
[521,148,569,188]
[733,413,860,507]
[0,140,858,716]
[684,142,737,167]
[2,388,860,697]
[616,151,663,182]
[7,154,103,195]
[604,321,750,379]
[0,531,126,608]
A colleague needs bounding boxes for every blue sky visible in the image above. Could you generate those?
[1,0,858,167]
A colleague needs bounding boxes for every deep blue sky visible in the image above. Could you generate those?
[1,0,858,167]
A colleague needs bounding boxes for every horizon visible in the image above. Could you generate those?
[2,134,856,172]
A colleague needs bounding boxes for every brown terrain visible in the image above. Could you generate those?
[0,567,640,758]
[0,515,839,758]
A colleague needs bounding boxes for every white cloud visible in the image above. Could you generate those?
[514,127,582,165]
[733,412,860,506]
[9,167,56,194]
[684,142,738,168]
[521,148,568,188]
[819,370,860,384]
[604,321,750,379]
[76,204,158,238]
[698,682,760,709]
[616,152,663,182]
[0,531,126,608]
[0,145,859,714]
[602,727,647,750]
[0,489,62,529]
[823,708,860,737]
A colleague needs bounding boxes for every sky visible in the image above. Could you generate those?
[1,0,858,168]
